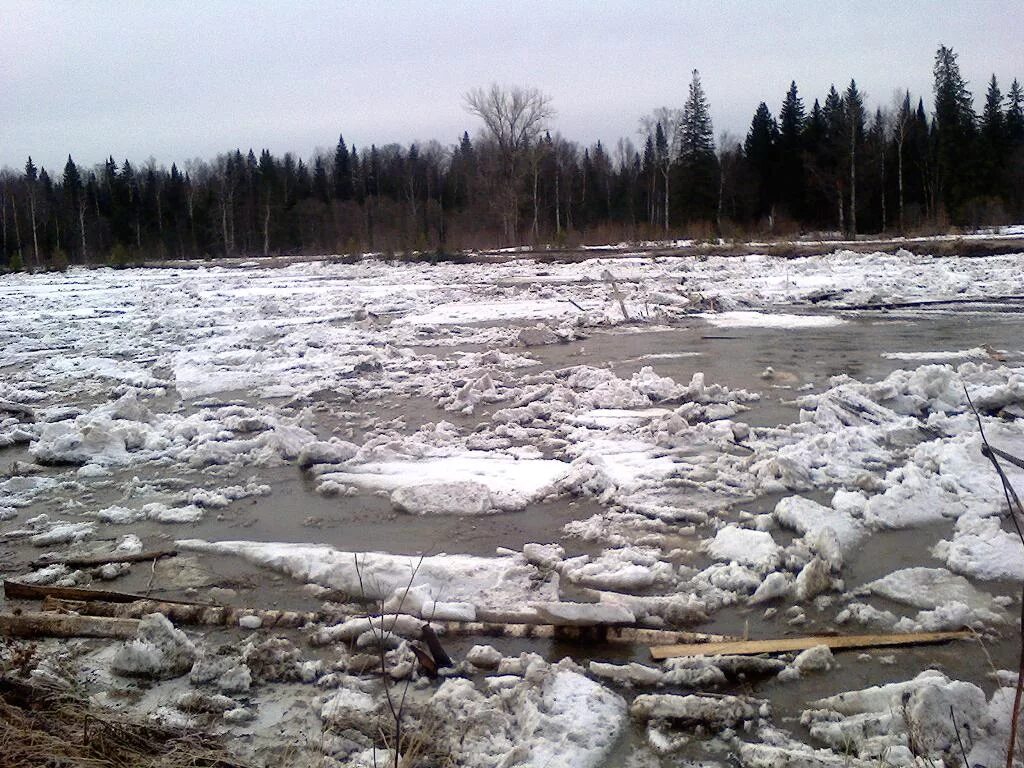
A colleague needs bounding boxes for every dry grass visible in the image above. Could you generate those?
[0,677,249,768]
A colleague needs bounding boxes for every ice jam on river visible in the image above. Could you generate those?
[3,246,1024,767]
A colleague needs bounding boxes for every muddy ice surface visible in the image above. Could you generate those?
[3,249,1024,766]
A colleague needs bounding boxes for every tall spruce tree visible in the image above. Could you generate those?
[843,80,866,235]
[1007,80,1024,145]
[333,134,352,201]
[744,102,779,224]
[778,81,806,221]
[63,155,84,260]
[822,86,848,231]
[678,69,717,221]
[933,45,976,219]
[980,75,1006,199]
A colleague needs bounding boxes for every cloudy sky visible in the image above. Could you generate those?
[2,1,1019,171]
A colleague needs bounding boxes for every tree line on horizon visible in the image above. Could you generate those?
[1,45,1022,271]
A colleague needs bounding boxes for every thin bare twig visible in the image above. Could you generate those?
[964,386,1024,768]
[950,705,971,767]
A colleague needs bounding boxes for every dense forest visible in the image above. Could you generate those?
[2,45,1022,270]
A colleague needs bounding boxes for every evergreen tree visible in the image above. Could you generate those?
[333,134,352,201]
[63,155,84,260]
[801,99,829,225]
[744,102,779,223]
[822,85,848,230]
[932,45,976,218]
[1007,79,1024,145]
[843,80,866,234]
[778,81,806,220]
[25,156,41,267]
[312,155,330,204]
[678,69,718,221]
[979,75,1006,198]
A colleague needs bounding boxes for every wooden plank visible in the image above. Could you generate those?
[0,611,140,640]
[32,549,178,568]
[4,580,210,606]
[40,597,319,629]
[649,630,974,660]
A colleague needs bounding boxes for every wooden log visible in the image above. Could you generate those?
[649,630,975,660]
[420,624,452,668]
[40,597,319,629]
[32,549,178,569]
[4,580,209,607]
[0,611,140,640]
[432,621,736,646]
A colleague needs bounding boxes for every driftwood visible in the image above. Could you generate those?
[429,621,734,646]
[409,644,438,678]
[4,580,209,606]
[40,597,319,630]
[31,549,178,569]
[420,624,452,668]
[0,611,140,640]
[650,630,974,660]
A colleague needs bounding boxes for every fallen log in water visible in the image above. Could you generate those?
[433,621,736,646]
[4,580,209,606]
[31,549,178,568]
[650,630,975,660]
[0,611,140,640]
[40,597,320,629]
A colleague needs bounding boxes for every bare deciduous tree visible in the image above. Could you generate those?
[464,84,554,242]
[640,108,683,233]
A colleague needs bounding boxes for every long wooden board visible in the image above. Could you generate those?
[0,611,140,640]
[649,630,974,660]
[32,549,177,568]
[4,580,209,606]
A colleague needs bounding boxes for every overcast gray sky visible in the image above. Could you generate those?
[2,1,1020,172]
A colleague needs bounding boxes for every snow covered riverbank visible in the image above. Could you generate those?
[2,248,1024,766]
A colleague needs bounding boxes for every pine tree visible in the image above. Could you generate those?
[678,69,717,222]
[802,98,829,227]
[843,80,866,235]
[63,155,85,261]
[932,45,976,218]
[744,102,779,224]
[312,156,330,204]
[333,134,352,201]
[24,157,40,267]
[778,81,806,220]
[979,75,1006,199]
[1007,79,1024,145]
[822,86,848,231]
[654,121,670,232]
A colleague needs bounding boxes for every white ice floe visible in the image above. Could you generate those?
[427,660,627,768]
[699,311,845,329]
[175,539,557,622]
[318,452,570,513]
[705,527,781,569]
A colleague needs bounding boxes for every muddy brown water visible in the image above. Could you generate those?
[3,305,1024,762]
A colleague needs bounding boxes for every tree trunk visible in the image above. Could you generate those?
[897,138,905,233]
[531,161,540,242]
[716,164,725,235]
[879,147,886,233]
[662,167,670,233]
[221,193,230,257]
[554,168,562,235]
[29,193,40,268]
[837,182,845,233]
[849,128,857,236]
[12,192,23,259]
[79,200,87,261]
[266,199,274,257]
